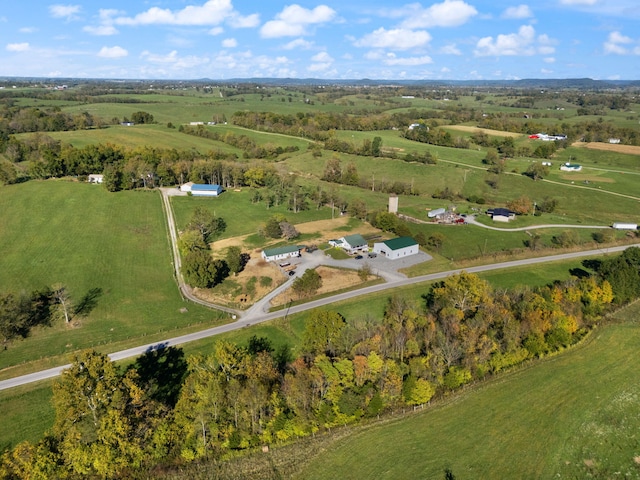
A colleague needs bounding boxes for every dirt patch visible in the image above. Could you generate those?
[270,265,366,307]
[560,174,615,183]
[572,142,640,156]
[446,125,523,138]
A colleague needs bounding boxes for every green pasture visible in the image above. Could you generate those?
[0,181,225,374]
[294,303,640,480]
[18,124,244,155]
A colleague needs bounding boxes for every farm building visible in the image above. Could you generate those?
[328,234,368,253]
[261,245,303,262]
[428,207,446,219]
[180,182,194,192]
[372,237,419,260]
[560,163,582,172]
[612,223,637,230]
[87,174,103,184]
[190,184,223,197]
[487,208,516,222]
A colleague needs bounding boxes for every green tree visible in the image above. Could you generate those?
[302,310,346,356]
[186,207,226,243]
[322,157,342,183]
[178,229,208,256]
[182,250,227,288]
[225,245,243,275]
[292,269,323,299]
[371,136,382,157]
[524,162,549,181]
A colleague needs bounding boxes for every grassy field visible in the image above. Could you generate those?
[0,181,226,376]
[293,302,640,480]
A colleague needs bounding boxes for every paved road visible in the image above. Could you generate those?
[1,242,638,391]
[464,215,610,232]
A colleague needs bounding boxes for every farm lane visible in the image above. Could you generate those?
[1,243,639,392]
[464,215,611,232]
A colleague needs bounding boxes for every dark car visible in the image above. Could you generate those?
[355,255,363,260]
[288,270,296,276]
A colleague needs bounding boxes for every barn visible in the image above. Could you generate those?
[190,184,223,197]
[372,237,419,260]
[261,245,303,262]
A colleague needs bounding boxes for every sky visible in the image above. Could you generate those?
[1,0,639,81]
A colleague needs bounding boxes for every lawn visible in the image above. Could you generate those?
[0,180,226,376]
[294,302,640,480]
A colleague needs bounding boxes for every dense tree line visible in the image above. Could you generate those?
[5,248,640,478]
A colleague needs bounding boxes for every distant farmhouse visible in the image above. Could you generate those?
[487,208,516,223]
[328,234,368,254]
[87,174,103,184]
[529,133,567,141]
[261,245,302,262]
[180,183,223,197]
[372,237,419,260]
[560,163,582,172]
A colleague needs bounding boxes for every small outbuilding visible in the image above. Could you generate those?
[180,182,194,192]
[612,223,637,230]
[560,163,582,172]
[261,245,303,262]
[372,237,419,260]
[428,207,446,219]
[191,184,223,197]
[488,208,516,223]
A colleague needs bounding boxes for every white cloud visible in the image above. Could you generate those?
[6,43,30,52]
[49,4,82,20]
[559,0,597,5]
[383,54,433,66]
[141,50,210,69]
[544,57,556,63]
[19,27,38,33]
[84,25,118,36]
[98,46,128,58]
[603,31,636,54]
[440,44,462,55]
[209,27,224,36]
[228,13,260,28]
[260,5,337,38]
[116,0,244,27]
[474,25,555,56]
[282,38,314,50]
[354,28,432,50]
[501,5,534,19]
[311,51,333,63]
[397,0,478,29]
[222,38,237,48]
[308,51,334,72]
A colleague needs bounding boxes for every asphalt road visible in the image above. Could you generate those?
[1,242,637,392]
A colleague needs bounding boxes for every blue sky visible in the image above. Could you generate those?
[1,0,639,80]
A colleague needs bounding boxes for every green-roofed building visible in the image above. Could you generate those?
[328,233,368,253]
[261,245,303,262]
[372,236,419,260]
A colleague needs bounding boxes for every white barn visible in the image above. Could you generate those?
[261,245,303,262]
[191,184,223,197]
[372,237,419,260]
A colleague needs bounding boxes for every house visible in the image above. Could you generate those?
[487,208,516,223]
[190,184,223,197]
[372,237,419,260]
[560,163,582,172]
[87,174,103,184]
[261,245,302,262]
[328,234,368,253]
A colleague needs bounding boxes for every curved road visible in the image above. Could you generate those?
[1,242,638,391]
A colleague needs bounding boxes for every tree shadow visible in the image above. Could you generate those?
[132,344,188,408]
[569,267,591,279]
[73,287,103,317]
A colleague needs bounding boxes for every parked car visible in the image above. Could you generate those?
[355,255,363,260]
[367,252,377,258]
[288,270,296,276]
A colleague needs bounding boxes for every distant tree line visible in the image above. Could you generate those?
[5,248,640,478]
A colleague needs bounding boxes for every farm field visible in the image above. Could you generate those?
[294,302,640,480]
[0,181,226,377]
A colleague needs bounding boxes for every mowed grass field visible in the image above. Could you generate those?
[0,181,226,376]
[294,302,640,480]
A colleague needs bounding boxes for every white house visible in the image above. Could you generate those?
[372,237,419,260]
[261,245,302,262]
[328,234,368,253]
[191,184,223,197]
[560,163,582,172]
[88,174,103,184]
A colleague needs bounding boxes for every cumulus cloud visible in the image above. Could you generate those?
[222,38,237,48]
[603,31,636,54]
[354,28,432,50]
[474,25,555,56]
[439,44,462,55]
[98,46,128,58]
[141,50,211,69]
[116,0,253,27]
[49,4,82,20]
[396,0,478,29]
[559,0,597,4]
[260,5,336,38]
[282,38,314,50]
[84,25,118,35]
[6,42,30,52]
[501,5,534,19]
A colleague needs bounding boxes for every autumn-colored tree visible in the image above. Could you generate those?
[507,195,534,215]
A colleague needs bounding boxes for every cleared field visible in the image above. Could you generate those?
[573,141,640,156]
[0,181,225,376]
[445,124,524,137]
[294,303,640,480]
